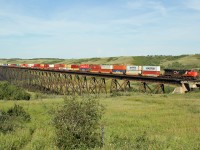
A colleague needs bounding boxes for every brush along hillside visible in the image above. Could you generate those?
[0,54,200,70]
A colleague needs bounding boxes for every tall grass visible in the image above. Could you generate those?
[0,92,199,149]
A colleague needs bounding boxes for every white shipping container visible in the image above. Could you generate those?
[126,66,142,71]
[126,70,142,75]
[49,64,54,68]
[101,65,113,69]
[142,66,160,71]
[28,64,34,67]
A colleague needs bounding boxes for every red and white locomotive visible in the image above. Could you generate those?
[163,69,199,79]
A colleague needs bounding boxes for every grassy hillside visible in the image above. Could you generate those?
[0,92,200,149]
[0,54,200,69]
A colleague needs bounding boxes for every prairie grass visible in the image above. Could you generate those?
[0,92,200,149]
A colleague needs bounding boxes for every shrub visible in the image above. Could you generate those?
[0,81,30,100]
[0,104,31,133]
[7,104,31,122]
[53,96,104,149]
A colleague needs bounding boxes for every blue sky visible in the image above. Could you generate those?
[0,0,200,58]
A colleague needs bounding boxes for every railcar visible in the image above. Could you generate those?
[112,65,126,74]
[142,66,160,77]
[90,65,101,73]
[163,69,199,79]
[80,64,90,72]
[100,65,113,74]
[126,66,142,75]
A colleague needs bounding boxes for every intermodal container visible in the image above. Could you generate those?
[142,66,160,71]
[126,70,142,75]
[60,64,66,68]
[44,64,49,69]
[112,65,126,74]
[71,64,79,70]
[40,64,45,69]
[48,64,54,69]
[28,64,34,68]
[34,64,40,68]
[113,65,126,70]
[126,66,142,71]
[100,65,113,73]
[80,68,90,72]
[20,64,29,67]
[62,64,72,70]
[39,64,49,69]
[142,71,160,77]
[126,65,142,75]
[90,65,101,72]
[59,64,67,70]
[101,65,113,69]
[100,69,112,73]
[54,64,61,70]
[80,64,90,72]
[80,64,90,69]
[112,70,126,74]
[8,64,17,67]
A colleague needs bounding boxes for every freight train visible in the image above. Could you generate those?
[0,64,199,79]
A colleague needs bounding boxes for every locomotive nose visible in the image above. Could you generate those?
[187,71,199,77]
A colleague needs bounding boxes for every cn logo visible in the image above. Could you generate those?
[174,71,179,74]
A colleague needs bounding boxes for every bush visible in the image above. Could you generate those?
[7,104,31,122]
[0,104,31,133]
[0,81,30,100]
[53,96,104,149]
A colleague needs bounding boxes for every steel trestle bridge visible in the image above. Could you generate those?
[0,66,199,95]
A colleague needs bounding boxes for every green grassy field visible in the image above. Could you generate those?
[0,92,200,150]
[1,54,200,70]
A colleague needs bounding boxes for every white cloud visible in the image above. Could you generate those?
[126,0,167,15]
[184,0,200,11]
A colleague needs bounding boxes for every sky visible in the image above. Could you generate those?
[0,0,200,59]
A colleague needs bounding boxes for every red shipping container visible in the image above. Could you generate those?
[10,64,17,67]
[54,64,61,68]
[44,64,49,69]
[113,65,126,70]
[80,64,90,69]
[142,71,160,77]
[20,64,29,67]
[91,65,101,72]
[71,64,79,69]
[54,64,62,70]
[34,64,40,68]
[100,69,112,73]
[91,65,101,69]
[70,64,79,70]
